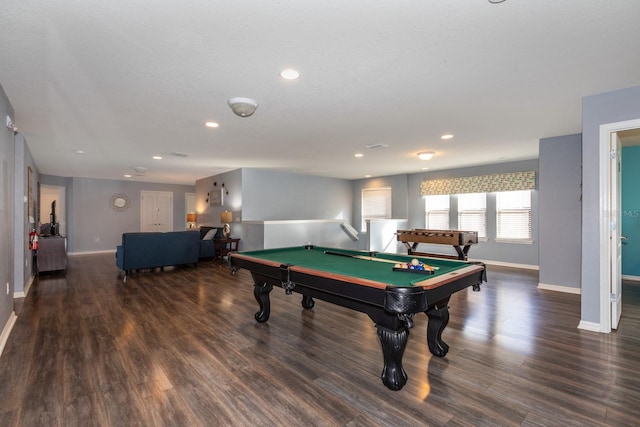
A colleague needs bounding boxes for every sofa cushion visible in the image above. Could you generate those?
[202,228,217,240]
[199,226,215,240]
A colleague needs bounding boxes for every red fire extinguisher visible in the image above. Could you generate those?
[29,229,39,251]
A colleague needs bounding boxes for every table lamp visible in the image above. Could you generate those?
[220,210,232,237]
[186,212,197,229]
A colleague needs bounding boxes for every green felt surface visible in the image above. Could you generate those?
[238,246,470,288]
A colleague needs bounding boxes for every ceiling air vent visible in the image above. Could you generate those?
[365,143,389,149]
[133,166,147,176]
[171,152,190,158]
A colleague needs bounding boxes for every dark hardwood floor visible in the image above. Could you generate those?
[1,254,639,426]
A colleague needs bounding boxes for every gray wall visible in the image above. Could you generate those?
[241,169,353,221]
[1,83,15,334]
[405,160,539,266]
[581,85,640,324]
[538,134,582,289]
[195,168,243,226]
[40,175,195,253]
[13,134,38,295]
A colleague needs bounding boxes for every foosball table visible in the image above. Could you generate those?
[396,229,478,260]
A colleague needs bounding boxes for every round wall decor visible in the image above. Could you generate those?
[110,193,130,211]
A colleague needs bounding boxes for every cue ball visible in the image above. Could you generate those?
[411,258,420,266]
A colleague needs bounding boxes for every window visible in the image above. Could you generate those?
[496,190,532,241]
[424,195,450,230]
[361,187,392,232]
[457,193,486,238]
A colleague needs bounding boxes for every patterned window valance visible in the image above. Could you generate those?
[420,171,536,196]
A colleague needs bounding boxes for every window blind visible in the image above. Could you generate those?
[424,194,450,230]
[496,190,532,241]
[457,193,487,238]
[361,187,392,232]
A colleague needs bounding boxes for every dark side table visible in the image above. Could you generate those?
[214,238,240,262]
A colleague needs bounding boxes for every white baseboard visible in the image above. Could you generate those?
[14,274,35,299]
[0,311,17,358]
[475,259,539,270]
[538,282,581,294]
[577,320,601,332]
[622,274,640,282]
[68,249,116,256]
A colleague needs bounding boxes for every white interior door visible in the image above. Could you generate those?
[610,132,622,329]
[141,191,173,232]
[155,192,173,232]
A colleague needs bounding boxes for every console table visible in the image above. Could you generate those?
[214,238,240,262]
[38,236,67,273]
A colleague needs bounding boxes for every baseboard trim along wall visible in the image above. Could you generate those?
[475,259,539,271]
[0,312,17,359]
[622,274,640,282]
[538,282,581,294]
[577,320,601,332]
[68,249,117,256]
[15,274,35,299]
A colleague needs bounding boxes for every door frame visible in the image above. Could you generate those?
[598,118,640,332]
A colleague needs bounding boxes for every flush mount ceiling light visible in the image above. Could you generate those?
[228,97,258,117]
[441,134,454,140]
[205,121,219,128]
[418,151,435,160]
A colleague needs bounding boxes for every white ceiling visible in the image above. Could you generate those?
[2,1,640,185]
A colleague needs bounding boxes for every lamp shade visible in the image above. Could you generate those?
[220,210,233,224]
[186,212,197,223]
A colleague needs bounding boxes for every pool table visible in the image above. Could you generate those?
[229,245,486,391]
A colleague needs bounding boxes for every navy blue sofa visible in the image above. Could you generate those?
[116,230,200,279]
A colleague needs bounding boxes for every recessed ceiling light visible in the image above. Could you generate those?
[280,68,300,80]
[124,174,132,178]
[205,121,219,128]
[441,134,454,140]
[365,175,372,178]
[153,156,162,160]
[355,153,364,158]
[75,150,85,155]
[418,151,435,160]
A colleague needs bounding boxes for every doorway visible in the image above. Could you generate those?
[599,119,640,332]
[40,185,66,236]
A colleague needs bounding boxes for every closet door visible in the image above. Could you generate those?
[140,191,173,232]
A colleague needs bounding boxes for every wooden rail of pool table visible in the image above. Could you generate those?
[230,252,484,290]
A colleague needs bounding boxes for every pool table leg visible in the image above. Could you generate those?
[425,299,451,357]
[376,325,409,391]
[301,295,315,309]
[253,282,273,323]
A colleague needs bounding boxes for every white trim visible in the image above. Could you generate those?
[0,311,17,358]
[17,274,35,298]
[598,118,640,334]
[473,259,539,270]
[577,320,601,332]
[495,238,534,245]
[622,274,640,282]
[538,282,581,294]
[68,249,116,256]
